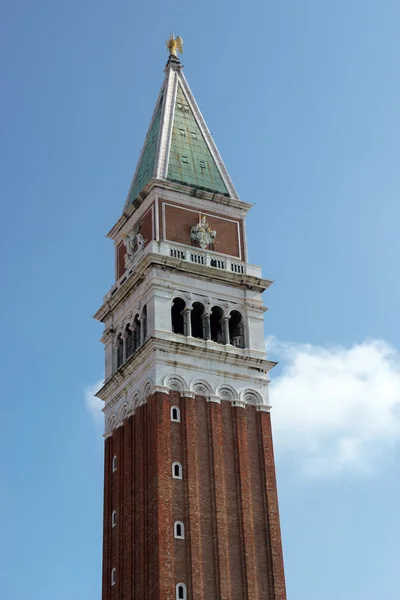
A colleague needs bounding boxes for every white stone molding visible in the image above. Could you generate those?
[132,392,141,409]
[207,395,221,404]
[231,400,246,408]
[180,390,196,399]
[163,374,188,392]
[141,379,154,400]
[256,404,272,413]
[119,402,130,422]
[149,385,170,396]
[190,379,213,397]
[241,388,263,406]
[216,384,238,401]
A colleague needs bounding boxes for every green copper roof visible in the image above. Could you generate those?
[167,85,229,196]
[127,90,164,205]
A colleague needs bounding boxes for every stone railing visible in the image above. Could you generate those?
[105,241,262,300]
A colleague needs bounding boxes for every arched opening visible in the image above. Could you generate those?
[171,298,186,335]
[112,510,117,528]
[172,462,183,479]
[133,314,141,350]
[170,406,181,422]
[176,583,187,600]
[210,306,224,343]
[141,305,147,341]
[191,302,205,339]
[111,568,116,586]
[174,521,185,539]
[125,325,134,359]
[116,334,124,368]
[229,311,244,348]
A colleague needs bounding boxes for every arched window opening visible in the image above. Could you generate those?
[116,334,124,369]
[170,406,181,422]
[191,302,205,339]
[172,462,183,480]
[133,314,141,350]
[229,311,245,348]
[111,568,116,586]
[125,325,134,359]
[112,455,117,472]
[171,298,186,335]
[112,510,117,528]
[142,305,147,341]
[176,583,187,600]
[174,521,185,539]
[210,306,224,343]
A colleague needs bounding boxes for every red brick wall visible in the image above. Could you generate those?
[161,201,244,259]
[101,394,286,600]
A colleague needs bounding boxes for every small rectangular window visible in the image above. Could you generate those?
[181,156,188,164]
[179,128,186,136]
[191,131,198,140]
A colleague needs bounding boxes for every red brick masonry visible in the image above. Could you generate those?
[102,392,287,600]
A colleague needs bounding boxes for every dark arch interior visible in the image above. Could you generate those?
[178,585,184,600]
[133,314,141,349]
[229,310,244,348]
[191,302,205,339]
[210,306,224,343]
[141,305,147,340]
[171,298,186,334]
[116,334,124,368]
[126,325,134,358]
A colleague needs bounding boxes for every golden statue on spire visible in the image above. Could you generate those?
[166,33,183,57]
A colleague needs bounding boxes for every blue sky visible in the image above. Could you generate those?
[1,1,400,599]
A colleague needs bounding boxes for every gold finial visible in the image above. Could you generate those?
[166,33,183,57]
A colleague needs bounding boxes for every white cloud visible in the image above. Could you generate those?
[84,380,104,426]
[267,337,400,477]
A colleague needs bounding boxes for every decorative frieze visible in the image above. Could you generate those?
[103,373,271,436]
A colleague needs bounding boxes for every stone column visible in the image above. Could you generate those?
[122,330,128,362]
[223,316,230,345]
[203,312,211,340]
[140,318,144,346]
[242,319,249,349]
[184,307,192,337]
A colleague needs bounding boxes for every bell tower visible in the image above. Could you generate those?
[95,41,287,600]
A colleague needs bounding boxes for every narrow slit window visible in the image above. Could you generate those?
[111,568,116,586]
[172,462,183,480]
[191,131,198,140]
[112,455,117,472]
[176,583,187,600]
[112,510,117,528]
[199,160,206,174]
[170,406,181,422]
[174,521,185,539]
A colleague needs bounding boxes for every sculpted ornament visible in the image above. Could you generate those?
[124,223,146,270]
[190,216,216,250]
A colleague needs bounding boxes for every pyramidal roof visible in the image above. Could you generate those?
[124,55,239,210]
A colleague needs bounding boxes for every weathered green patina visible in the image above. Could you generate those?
[127,91,164,206]
[167,85,228,195]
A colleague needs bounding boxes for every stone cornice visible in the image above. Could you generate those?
[96,334,275,405]
[93,252,272,322]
